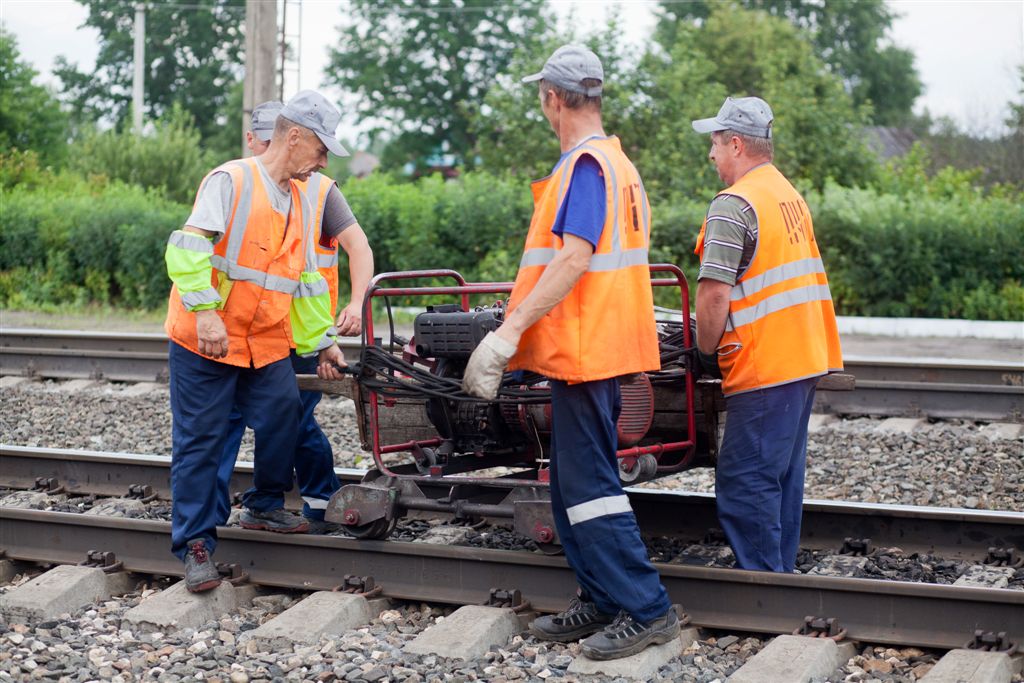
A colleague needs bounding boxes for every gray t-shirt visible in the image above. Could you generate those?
[322,184,356,238]
[185,163,356,240]
[185,158,292,237]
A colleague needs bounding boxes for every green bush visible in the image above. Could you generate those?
[0,174,188,310]
[2,165,1020,321]
[809,182,1024,320]
[67,105,214,205]
[341,171,533,283]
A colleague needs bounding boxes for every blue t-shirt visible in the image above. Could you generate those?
[551,153,606,249]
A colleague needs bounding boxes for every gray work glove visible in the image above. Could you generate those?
[462,331,518,400]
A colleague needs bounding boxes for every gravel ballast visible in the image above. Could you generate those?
[3,380,1024,681]
[2,380,1020,512]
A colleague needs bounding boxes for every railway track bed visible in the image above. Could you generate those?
[2,327,1022,422]
[2,329,1023,680]
[1,504,1022,682]
[2,447,1022,656]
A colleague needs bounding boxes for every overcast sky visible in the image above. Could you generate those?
[2,0,1022,136]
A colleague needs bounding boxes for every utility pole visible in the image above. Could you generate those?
[132,3,145,135]
[243,0,278,157]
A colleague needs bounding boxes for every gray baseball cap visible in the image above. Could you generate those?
[279,90,349,157]
[692,96,774,139]
[251,100,283,142]
[522,45,603,97]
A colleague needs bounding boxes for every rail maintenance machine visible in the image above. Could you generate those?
[316,268,852,550]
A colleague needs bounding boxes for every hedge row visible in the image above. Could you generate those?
[1,171,1021,320]
[0,175,188,309]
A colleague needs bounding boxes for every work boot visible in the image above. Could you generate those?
[580,607,680,660]
[184,539,221,593]
[239,508,310,533]
[529,596,615,642]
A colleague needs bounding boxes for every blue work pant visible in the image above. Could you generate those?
[548,378,672,625]
[216,351,340,523]
[715,377,818,572]
[168,342,300,560]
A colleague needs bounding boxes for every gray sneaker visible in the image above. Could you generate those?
[580,607,680,660]
[184,539,221,593]
[239,508,310,533]
[529,596,615,642]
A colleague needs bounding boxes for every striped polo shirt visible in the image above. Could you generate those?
[697,193,757,286]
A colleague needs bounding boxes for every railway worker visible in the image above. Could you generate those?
[690,97,843,572]
[462,45,680,660]
[164,90,350,592]
[216,100,374,533]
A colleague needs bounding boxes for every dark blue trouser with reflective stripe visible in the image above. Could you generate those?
[548,378,672,625]
[216,351,340,523]
[168,342,300,560]
[715,376,818,572]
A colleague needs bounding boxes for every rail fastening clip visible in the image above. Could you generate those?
[983,547,1023,568]
[966,630,1018,655]
[485,588,531,614]
[215,563,250,586]
[33,477,65,495]
[333,574,382,598]
[78,550,123,574]
[840,537,872,556]
[794,616,847,641]
[126,484,158,503]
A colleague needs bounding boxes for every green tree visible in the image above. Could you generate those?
[911,67,1024,189]
[0,30,69,165]
[324,0,549,170]
[472,5,877,199]
[471,16,639,179]
[54,0,244,157]
[656,0,922,126]
[67,105,213,204]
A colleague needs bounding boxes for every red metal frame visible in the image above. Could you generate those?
[358,267,697,486]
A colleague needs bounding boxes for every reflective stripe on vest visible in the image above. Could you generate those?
[296,277,329,297]
[727,283,834,331]
[180,287,220,309]
[519,247,649,272]
[317,252,339,268]
[209,254,299,294]
[168,231,213,254]
[730,256,826,301]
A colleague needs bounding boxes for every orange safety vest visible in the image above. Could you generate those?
[296,172,340,314]
[507,136,661,382]
[165,157,306,368]
[694,163,843,396]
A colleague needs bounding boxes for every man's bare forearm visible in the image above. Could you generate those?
[502,235,593,339]
[347,246,373,309]
[696,279,732,354]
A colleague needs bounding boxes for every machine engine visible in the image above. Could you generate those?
[410,304,657,464]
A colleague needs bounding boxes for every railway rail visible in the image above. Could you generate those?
[1,505,1020,652]
[2,328,1022,421]
[2,444,1021,564]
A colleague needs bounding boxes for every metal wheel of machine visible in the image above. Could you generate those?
[638,453,658,478]
[617,453,659,485]
[413,447,437,475]
[535,542,565,556]
[344,516,398,540]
